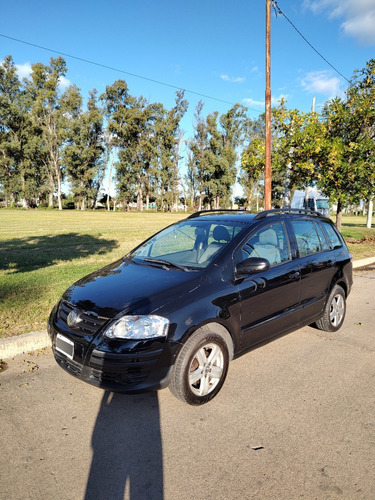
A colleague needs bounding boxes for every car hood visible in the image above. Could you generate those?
[62,258,203,318]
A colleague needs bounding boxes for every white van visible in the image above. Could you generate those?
[291,190,330,216]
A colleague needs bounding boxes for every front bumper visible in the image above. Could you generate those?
[52,343,173,392]
[48,301,175,393]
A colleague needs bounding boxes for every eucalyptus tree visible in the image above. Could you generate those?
[25,57,69,209]
[218,103,250,207]
[188,102,250,210]
[101,81,158,210]
[100,80,133,209]
[117,97,161,210]
[155,90,188,210]
[187,101,209,210]
[0,55,34,206]
[62,88,105,210]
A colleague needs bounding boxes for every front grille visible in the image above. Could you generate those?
[57,301,109,336]
[89,348,163,385]
[54,349,83,375]
[90,367,148,385]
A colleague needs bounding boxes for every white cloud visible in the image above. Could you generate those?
[243,97,264,107]
[58,75,71,90]
[15,62,33,80]
[300,70,342,97]
[0,60,72,91]
[220,73,245,83]
[272,93,290,105]
[242,93,289,108]
[14,62,71,90]
[304,0,375,45]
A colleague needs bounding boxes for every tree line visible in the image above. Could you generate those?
[1,55,374,228]
[0,55,251,212]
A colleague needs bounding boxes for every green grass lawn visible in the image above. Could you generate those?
[0,210,185,338]
[339,215,375,259]
[0,210,374,338]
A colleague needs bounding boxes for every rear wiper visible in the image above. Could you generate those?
[142,258,189,271]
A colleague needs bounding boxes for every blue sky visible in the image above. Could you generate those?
[1,0,375,140]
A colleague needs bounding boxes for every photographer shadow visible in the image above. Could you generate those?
[85,391,163,500]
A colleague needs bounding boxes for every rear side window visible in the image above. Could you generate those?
[321,222,343,249]
[314,222,330,251]
[291,220,322,256]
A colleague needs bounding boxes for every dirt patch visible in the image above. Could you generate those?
[346,236,375,244]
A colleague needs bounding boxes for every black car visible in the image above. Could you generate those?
[48,209,353,405]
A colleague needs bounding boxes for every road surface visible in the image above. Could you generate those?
[1,268,374,499]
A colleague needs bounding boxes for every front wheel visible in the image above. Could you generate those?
[169,328,230,405]
[315,285,346,332]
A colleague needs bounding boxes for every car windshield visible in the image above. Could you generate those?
[129,220,244,269]
[316,199,330,209]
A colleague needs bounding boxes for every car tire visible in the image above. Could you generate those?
[169,327,230,405]
[315,285,346,332]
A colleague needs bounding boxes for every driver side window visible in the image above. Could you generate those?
[242,222,291,266]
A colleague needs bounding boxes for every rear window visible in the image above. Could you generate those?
[291,220,323,256]
[321,222,343,249]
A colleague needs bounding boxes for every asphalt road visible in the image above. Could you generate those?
[1,268,374,500]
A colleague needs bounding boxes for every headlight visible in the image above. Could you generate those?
[104,315,169,340]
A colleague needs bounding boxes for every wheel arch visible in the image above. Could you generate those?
[335,279,348,297]
[187,322,235,361]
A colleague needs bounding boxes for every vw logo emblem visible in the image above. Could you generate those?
[67,310,80,328]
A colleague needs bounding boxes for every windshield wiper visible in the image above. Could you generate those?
[141,258,189,271]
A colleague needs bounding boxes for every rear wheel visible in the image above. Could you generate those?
[169,328,230,405]
[316,285,346,332]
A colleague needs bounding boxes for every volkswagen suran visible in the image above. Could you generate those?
[48,209,353,405]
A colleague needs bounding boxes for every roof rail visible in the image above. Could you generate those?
[254,208,322,220]
[187,209,250,219]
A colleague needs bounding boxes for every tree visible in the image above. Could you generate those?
[26,57,69,209]
[241,137,265,210]
[241,111,287,209]
[347,59,375,227]
[100,80,133,209]
[271,59,375,230]
[155,90,188,210]
[62,88,105,210]
[188,102,249,210]
[187,101,208,210]
[0,55,35,207]
[101,81,158,210]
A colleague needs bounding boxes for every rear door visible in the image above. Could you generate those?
[289,218,336,323]
[236,221,301,349]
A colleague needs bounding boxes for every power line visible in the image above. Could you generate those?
[0,32,263,113]
[272,1,350,84]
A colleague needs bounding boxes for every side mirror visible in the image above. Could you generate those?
[235,257,270,275]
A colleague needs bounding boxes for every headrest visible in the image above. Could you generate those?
[213,225,230,243]
[259,229,277,246]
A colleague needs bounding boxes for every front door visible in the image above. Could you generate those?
[236,221,301,350]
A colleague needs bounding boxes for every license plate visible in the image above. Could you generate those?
[55,334,74,360]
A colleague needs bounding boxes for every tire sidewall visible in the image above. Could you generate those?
[327,285,346,332]
[173,331,229,405]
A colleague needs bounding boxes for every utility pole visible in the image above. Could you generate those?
[265,0,272,210]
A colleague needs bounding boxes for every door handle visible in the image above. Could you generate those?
[253,277,266,288]
[288,271,300,280]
